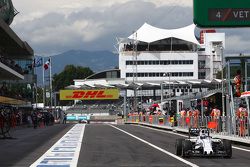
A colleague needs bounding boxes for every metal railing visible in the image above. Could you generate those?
[127,115,250,139]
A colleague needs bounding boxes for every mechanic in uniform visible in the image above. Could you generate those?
[186,108,192,127]
[210,106,221,132]
[234,70,242,97]
[236,104,248,136]
[192,108,200,128]
[180,108,186,127]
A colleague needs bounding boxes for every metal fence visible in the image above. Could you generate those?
[126,115,250,139]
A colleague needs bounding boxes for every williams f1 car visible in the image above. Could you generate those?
[175,127,232,158]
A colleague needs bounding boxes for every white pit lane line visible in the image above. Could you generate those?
[135,124,250,153]
[109,125,199,167]
[30,124,85,167]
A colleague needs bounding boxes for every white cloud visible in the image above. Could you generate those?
[12,0,250,56]
[225,34,250,54]
[10,0,194,55]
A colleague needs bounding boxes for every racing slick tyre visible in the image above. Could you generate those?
[223,139,232,158]
[176,139,184,156]
[182,140,192,158]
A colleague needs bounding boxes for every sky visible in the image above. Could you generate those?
[11,0,250,56]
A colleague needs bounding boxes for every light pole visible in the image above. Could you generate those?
[168,73,171,110]
[161,81,164,103]
[220,46,225,117]
[213,45,225,117]
[163,72,171,110]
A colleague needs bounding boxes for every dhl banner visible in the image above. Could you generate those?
[60,89,119,100]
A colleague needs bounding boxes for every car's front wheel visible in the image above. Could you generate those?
[176,139,184,156]
[182,140,192,158]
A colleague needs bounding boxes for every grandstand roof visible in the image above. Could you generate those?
[69,78,223,90]
[128,23,200,45]
[0,17,33,58]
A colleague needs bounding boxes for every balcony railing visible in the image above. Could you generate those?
[0,56,24,75]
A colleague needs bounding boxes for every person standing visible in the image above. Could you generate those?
[192,108,200,128]
[236,104,248,136]
[31,111,38,129]
[180,108,186,127]
[210,106,221,132]
[63,113,67,124]
[234,70,242,97]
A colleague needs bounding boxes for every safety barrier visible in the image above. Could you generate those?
[126,115,250,139]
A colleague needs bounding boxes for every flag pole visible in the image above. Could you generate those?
[50,56,53,109]
[42,57,45,109]
[34,58,38,109]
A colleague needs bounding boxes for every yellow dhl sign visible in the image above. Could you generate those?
[60,89,119,100]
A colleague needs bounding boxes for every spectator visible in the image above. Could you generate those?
[0,82,8,96]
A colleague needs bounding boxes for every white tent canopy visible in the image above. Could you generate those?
[128,23,200,45]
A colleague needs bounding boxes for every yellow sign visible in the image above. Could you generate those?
[60,89,119,100]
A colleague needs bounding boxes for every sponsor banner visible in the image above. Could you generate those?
[60,89,119,100]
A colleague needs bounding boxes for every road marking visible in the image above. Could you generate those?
[232,146,250,152]
[135,125,250,153]
[110,125,199,167]
[30,124,85,167]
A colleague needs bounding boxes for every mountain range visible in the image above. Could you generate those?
[35,50,118,85]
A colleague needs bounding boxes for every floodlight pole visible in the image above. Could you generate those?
[161,82,163,103]
[221,46,225,117]
[42,57,45,109]
[50,56,53,109]
[167,73,171,110]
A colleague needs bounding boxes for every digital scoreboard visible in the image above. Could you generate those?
[193,0,250,27]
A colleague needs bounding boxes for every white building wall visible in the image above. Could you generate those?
[198,32,225,80]
[119,51,198,83]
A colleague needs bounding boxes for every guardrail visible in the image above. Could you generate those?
[126,115,250,139]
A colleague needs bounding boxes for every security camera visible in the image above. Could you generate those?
[212,48,215,53]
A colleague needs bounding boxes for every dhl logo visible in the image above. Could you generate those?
[67,90,113,99]
[60,89,119,100]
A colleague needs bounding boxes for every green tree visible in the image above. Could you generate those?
[53,65,94,91]
[52,65,94,106]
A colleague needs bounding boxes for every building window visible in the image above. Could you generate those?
[126,72,194,78]
[198,60,206,69]
[198,48,205,51]
[198,72,206,79]
[125,60,194,66]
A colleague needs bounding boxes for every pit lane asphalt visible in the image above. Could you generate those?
[78,124,188,167]
[78,124,250,167]
[0,124,73,167]
[1,124,250,167]
[108,124,250,167]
